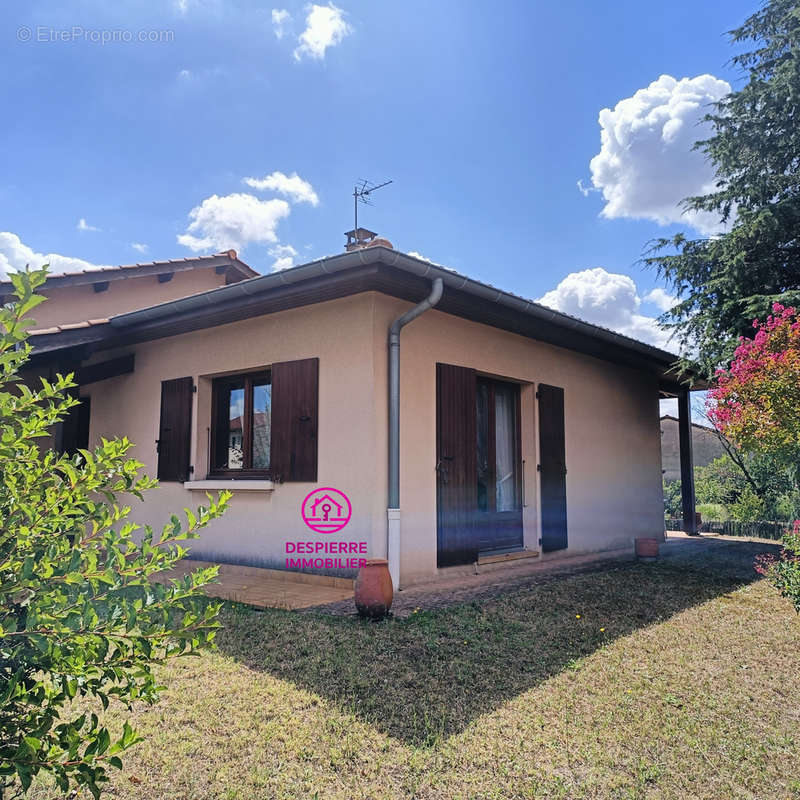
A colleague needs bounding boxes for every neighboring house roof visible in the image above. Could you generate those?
[1,250,257,293]
[228,413,269,432]
[25,247,702,391]
[660,413,726,481]
[659,415,716,432]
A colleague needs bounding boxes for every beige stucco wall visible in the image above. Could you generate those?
[31,269,226,329]
[76,290,664,587]
[81,294,385,573]
[368,295,665,585]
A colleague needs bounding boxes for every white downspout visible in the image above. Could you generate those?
[387,278,443,589]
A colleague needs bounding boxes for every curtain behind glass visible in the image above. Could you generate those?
[495,386,517,511]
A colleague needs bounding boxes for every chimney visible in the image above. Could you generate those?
[343,228,394,251]
[344,227,377,251]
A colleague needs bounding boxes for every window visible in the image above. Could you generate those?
[61,396,91,455]
[210,371,271,476]
[476,378,521,513]
[204,357,318,482]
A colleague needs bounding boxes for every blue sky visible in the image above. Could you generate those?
[2,0,757,352]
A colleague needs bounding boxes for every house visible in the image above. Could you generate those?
[0,250,257,331]
[660,415,725,482]
[10,251,256,455]
[22,238,702,589]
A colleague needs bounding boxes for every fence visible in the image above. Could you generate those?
[664,518,792,541]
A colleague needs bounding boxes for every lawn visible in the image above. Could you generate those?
[29,543,800,799]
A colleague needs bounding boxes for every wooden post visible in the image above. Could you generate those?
[678,390,698,535]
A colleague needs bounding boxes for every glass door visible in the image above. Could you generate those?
[475,378,523,553]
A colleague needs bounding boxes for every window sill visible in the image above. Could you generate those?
[183,479,274,492]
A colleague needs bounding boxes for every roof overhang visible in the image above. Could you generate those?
[26,247,704,389]
[1,251,256,296]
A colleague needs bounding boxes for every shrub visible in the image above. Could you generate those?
[696,503,729,522]
[756,521,800,613]
[663,479,682,517]
[774,490,800,522]
[729,487,767,522]
[0,268,230,797]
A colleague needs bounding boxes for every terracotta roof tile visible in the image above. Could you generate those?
[28,318,111,337]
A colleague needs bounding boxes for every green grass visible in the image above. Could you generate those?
[28,547,800,799]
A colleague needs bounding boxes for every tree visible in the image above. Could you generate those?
[0,267,230,798]
[707,303,800,473]
[709,302,800,609]
[645,0,800,376]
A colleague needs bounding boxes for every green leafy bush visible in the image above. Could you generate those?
[756,521,800,613]
[774,490,800,522]
[0,268,230,797]
[696,503,729,522]
[694,454,797,521]
[663,480,682,517]
[729,488,766,523]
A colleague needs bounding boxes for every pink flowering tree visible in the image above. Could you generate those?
[708,303,800,469]
[708,303,800,610]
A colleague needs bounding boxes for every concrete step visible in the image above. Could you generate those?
[477,548,540,566]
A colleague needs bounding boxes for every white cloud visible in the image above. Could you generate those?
[272,9,291,39]
[77,218,100,232]
[659,394,710,421]
[408,251,443,266]
[177,193,291,252]
[176,66,225,83]
[173,0,222,18]
[587,74,731,235]
[644,287,676,313]
[293,3,351,61]
[269,243,298,271]
[131,242,149,255]
[660,397,678,417]
[243,171,319,206]
[0,232,111,279]
[537,267,674,349]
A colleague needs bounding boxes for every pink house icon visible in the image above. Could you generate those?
[301,487,352,534]
[310,494,345,521]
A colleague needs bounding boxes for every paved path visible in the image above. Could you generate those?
[160,534,781,615]
[303,533,782,618]
[155,558,354,610]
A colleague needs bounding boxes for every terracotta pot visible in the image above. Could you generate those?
[354,559,393,619]
[635,537,660,560]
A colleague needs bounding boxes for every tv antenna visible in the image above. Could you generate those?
[353,178,392,233]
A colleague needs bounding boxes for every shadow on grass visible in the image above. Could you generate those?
[214,538,782,747]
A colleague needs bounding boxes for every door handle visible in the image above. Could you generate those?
[435,460,449,484]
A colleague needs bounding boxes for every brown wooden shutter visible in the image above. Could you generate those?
[271,357,319,482]
[537,383,568,552]
[436,363,478,566]
[157,377,193,482]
